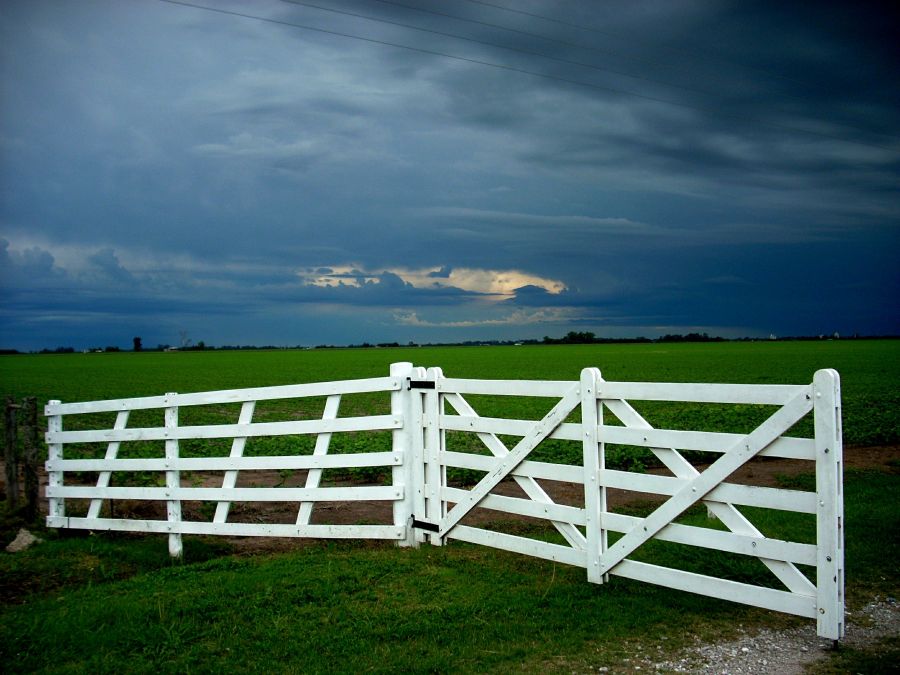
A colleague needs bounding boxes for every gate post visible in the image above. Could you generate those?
[581,368,605,583]
[23,397,40,522]
[4,397,20,510]
[409,365,428,545]
[391,362,417,547]
[164,394,183,559]
[814,369,844,640]
[46,400,65,524]
[423,367,444,545]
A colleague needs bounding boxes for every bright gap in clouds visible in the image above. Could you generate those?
[300,265,566,298]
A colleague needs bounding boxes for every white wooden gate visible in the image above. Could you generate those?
[414,367,843,641]
[45,362,843,639]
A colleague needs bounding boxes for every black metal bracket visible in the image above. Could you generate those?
[407,378,436,390]
[411,518,440,532]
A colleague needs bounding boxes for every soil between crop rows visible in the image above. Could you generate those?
[10,444,897,555]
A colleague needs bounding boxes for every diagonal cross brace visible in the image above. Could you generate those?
[602,392,816,595]
[598,388,814,576]
[444,392,587,551]
[87,410,130,520]
[438,385,580,538]
[297,394,342,526]
[214,401,256,523]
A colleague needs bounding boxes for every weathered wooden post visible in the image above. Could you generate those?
[4,396,20,510]
[165,393,183,559]
[46,400,64,524]
[423,366,444,546]
[581,368,605,584]
[390,362,416,547]
[814,369,844,641]
[23,397,40,522]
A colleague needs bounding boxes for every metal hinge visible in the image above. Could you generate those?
[407,378,436,390]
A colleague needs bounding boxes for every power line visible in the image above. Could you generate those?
[462,0,828,91]
[367,0,718,84]
[278,0,768,105]
[368,0,824,98]
[353,0,899,143]
[152,0,897,153]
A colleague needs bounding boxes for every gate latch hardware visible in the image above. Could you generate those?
[411,518,440,532]
[407,379,436,390]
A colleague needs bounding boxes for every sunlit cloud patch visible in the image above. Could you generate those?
[299,265,566,299]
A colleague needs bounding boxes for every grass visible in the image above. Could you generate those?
[0,540,784,673]
[0,469,897,673]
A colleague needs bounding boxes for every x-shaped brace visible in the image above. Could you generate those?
[438,386,582,540]
[597,384,814,596]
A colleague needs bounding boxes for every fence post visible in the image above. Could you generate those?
[165,393,183,559]
[4,396,20,510]
[390,362,417,547]
[423,366,444,545]
[408,366,428,544]
[581,369,605,583]
[45,400,64,524]
[814,369,844,640]
[22,397,40,522]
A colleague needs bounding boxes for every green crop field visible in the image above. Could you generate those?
[2,339,898,447]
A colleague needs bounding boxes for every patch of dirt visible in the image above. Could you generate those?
[6,445,895,555]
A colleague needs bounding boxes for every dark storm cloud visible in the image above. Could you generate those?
[1,0,898,350]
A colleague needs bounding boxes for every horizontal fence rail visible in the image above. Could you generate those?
[46,362,844,640]
[45,371,417,554]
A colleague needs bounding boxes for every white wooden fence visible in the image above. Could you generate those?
[45,362,844,640]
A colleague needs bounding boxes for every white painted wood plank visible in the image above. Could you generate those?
[409,366,428,545]
[297,394,341,526]
[48,451,403,473]
[814,368,845,640]
[45,400,65,522]
[87,410,129,519]
[438,386,581,537]
[441,486,586,525]
[601,390,817,596]
[47,516,405,539]
[443,393,587,551]
[389,363,418,547]
[602,512,818,565]
[598,469,818,514]
[45,377,401,415]
[214,400,255,524]
[438,378,576,397]
[598,389,814,576]
[611,559,817,618]
[48,414,402,444]
[424,367,444,545]
[440,451,584,484]
[165,399,182,558]
[448,525,586,567]
[49,485,404,502]
[441,415,582,442]
[582,368,604,583]
[598,425,815,461]
[597,381,807,405]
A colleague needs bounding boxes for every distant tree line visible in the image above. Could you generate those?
[3,332,897,356]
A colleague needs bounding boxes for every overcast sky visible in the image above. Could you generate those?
[1,0,898,350]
